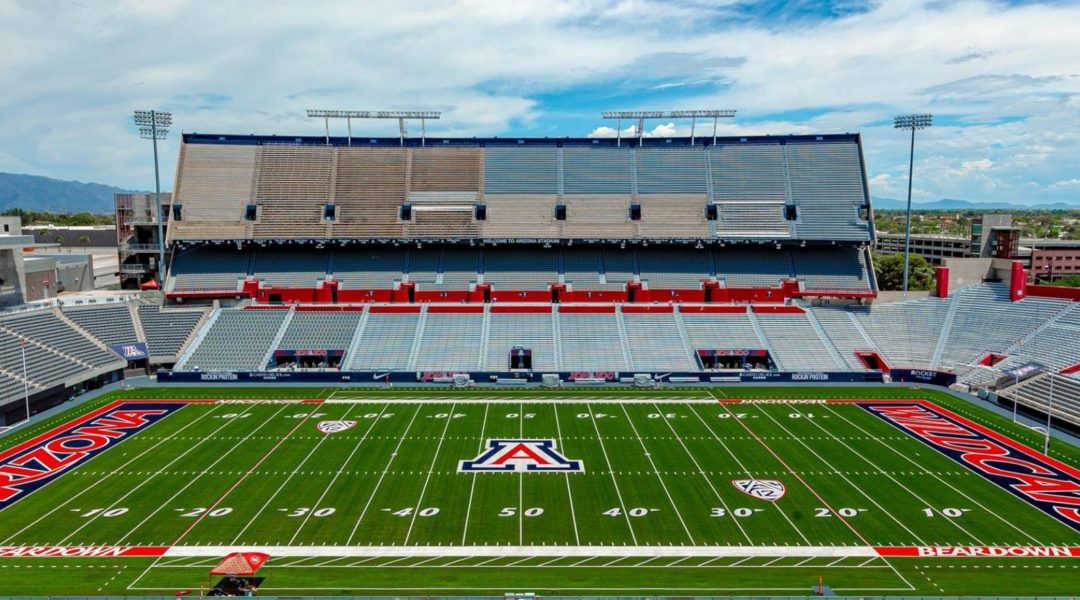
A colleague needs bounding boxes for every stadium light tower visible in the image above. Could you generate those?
[306,110,442,147]
[601,110,736,147]
[893,113,933,297]
[133,109,172,285]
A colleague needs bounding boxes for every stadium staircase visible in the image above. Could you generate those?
[930,294,960,370]
[746,308,782,370]
[803,308,847,368]
[260,306,296,369]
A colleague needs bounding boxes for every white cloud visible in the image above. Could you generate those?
[0,0,1077,206]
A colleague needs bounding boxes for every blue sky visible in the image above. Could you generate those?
[0,0,1078,205]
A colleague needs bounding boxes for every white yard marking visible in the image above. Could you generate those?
[686,403,813,545]
[752,405,928,545]
[552,404,581,545]
[0,403,226,545]
[824,404,1048,545]
[586,403,638,545]
[781,404,984,545]
[618,404,696,545]
[403,403,457,545]
[231,402,370,544]
[345,405,423,545]
[286,404,390,545]
[459,403,490,545]
[107,403,295,546]
[155,544,881,558]
[651,402,752,545]
[324,396,715,404]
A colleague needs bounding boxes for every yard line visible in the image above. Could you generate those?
[551,404,581,545]
[617,404,696,545]
[146,404,302,547]
[518,402,524,545]
[651,402,752,545]
[345,404,423,545]
[709,398,872,548]
[751,405,928,545]
[0,402,225,544]
[59,402,279,545]
[231,402,373,544]
[402,403,457,545]
[686,403,812,545]
[459,403,490,545]
[285,404,390,545]
[169,403,318,546]
[779,404,985,545]
[586,403,638,545]
[823,404,1047,545]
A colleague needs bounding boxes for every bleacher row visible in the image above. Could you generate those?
[169,137,872,243]
[167,244,872,293]
[0,301,209,408]
[174,284,1080,382]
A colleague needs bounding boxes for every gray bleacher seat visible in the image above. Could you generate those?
[638,248,711,289]
[179,309,287,371]
[253,248,328,287]
[483,312,557,371]
[558,312,627,370]
[138,305,207,357]
[413,312,483,371]
[64,304,139,347]
[483,246,558,291]
[345,313,419,371]
[169,246,250,291]
[277,311,362,351]
[623,312,695,371]
[333,248,405,289]
[755,313,841,371]
[0,311,117,368]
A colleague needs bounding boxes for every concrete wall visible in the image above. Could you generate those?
[23,227,117,248]
[941,257,996,291]
[0,247,26,307]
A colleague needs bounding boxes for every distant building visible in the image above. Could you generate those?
[876,213,1080,281]
[115,192,171,288]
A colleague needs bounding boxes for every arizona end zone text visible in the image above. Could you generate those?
[862,401,1080,531]
[0,401,185,509]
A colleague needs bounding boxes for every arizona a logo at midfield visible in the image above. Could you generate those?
[459,439,584,473]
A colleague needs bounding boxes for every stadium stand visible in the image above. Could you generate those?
[176,309,288,371]
[137,304,208,359]
[62,303,139,347]
[999,373,1080,428]
[168,245,250,292]
[344,311,420,371]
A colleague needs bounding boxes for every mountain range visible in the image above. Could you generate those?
[871,196,1077,210]
[0,172,148,214]
[0,172,1075,214]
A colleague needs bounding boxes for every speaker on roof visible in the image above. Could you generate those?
[475,204,487,221]
[400,204,412,221]
[706,204,718,221]
[630,204,642,221]
[555,204,567,221]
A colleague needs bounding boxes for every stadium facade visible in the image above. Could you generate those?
[1,130,1079,432]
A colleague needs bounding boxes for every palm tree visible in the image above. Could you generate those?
[78,234,91,249]
[54,235,64,252]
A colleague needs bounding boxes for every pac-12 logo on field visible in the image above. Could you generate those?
[732,479,786,501]
[316,420,356,434]
[459,439,583,473]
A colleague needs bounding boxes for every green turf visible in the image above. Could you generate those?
[1,384,1078,595]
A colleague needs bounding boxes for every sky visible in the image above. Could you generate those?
[1,0,1079,205]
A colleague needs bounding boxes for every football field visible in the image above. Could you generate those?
[1,385,1078,595]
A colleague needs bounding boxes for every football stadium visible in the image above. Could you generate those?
[1,124,1079,597]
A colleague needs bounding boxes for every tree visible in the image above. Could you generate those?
[873,252,936,292]
[38,228,48,240]
[78,234,92,249]
[1051,275,1080,288]
[53,235,64,251]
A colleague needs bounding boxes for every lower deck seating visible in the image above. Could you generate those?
[138,305,208,357]
[345,313,418,371]
[178,309,287,371]
[484,312,556,371]
[64,304,138,347]
[169,246,250,291]
[1001,373,1080,427]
